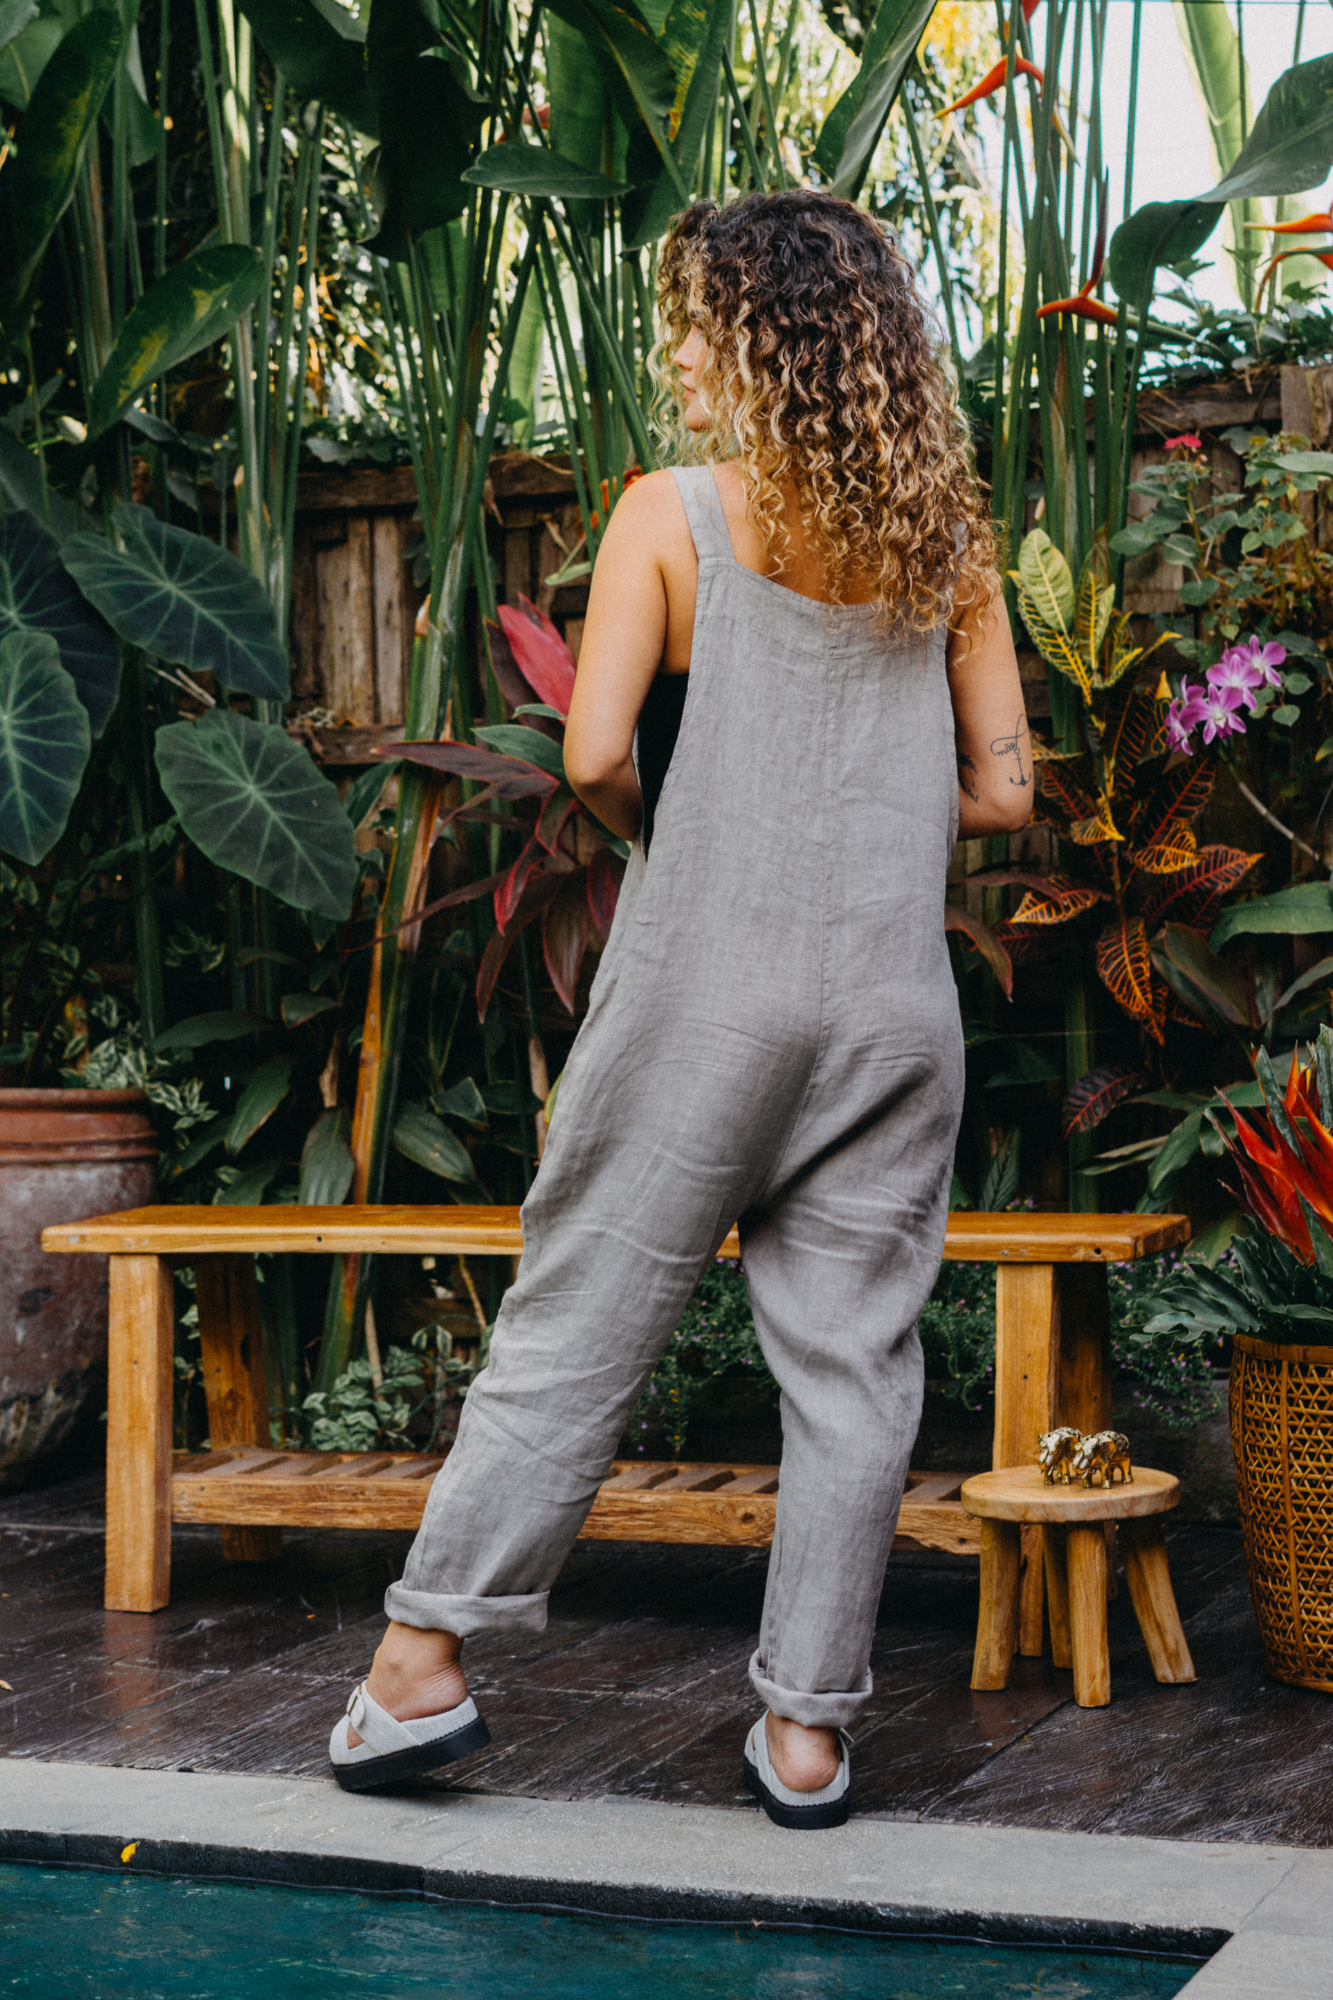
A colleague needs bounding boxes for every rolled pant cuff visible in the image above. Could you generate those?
[748,1650,873,1730]
[384,1583,549,1637]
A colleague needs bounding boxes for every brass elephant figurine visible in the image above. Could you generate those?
[1070,1429,1133,1488]
[1037,1427,1084,1485]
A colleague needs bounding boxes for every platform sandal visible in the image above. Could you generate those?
[328,1681,491,1792]
[742,1716,851,1830]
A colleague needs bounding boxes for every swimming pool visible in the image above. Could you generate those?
[0,1863,1201,1999]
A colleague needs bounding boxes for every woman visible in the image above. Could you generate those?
[329,190,1030,1829]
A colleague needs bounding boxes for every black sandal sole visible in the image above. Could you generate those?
[742,1753,850,1830]
[333,1712,491,1793]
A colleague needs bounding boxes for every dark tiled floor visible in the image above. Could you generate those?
[3,1471,1330,1844]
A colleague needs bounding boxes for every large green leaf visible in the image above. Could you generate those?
[546,0,676,131]
[88,247,267,440]
[0,507,119,731]
[0,12,60,110]
[621,0,730,249]
[0,626,90,863]
[0,430,80,539]
[226,1055,295,1154]
[236,0,374,129]
[1107,199,1223,304]
[155,708,358,920]
[154,1010,275,1053]
[0,0,38,61]
[1209,881,1333,950]
[1206,54,1333,203]
[299,1106,354,1203]
[463,141,628,199]
[392,1102,477,1184]
[814,0,937,199]
[362,0,488,256]
[63,504,288,699]
[1171,0,1263,299]
[0,7,122,321]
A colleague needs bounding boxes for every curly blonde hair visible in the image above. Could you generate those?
[653,190,996,632]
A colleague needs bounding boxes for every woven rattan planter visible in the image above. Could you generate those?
[1231,1332,1333,1692]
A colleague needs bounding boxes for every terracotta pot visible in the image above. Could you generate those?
[0,1089,157,1490]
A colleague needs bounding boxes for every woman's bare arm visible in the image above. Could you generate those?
[947,576,1033,837]
[562,472,692,841]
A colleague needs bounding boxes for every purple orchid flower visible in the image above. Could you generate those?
[1199,683,1247,745]
[1230,634,1287,691]
[1206,649,1265,712]
[1165,678,1209,754]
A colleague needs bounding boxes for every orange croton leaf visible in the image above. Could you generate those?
[1010,884,1108,926]
[1134,832,1198,876]
[1139,846,1262,933]
[1131,759,1215,850]
[1095,915,1165,1040]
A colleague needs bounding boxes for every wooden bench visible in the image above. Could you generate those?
[44,1205,1189,1622]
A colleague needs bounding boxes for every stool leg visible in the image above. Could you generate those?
[1121,1518,1196,1684]
[1043,1524,1072,1670]
[972,1519,1022,1690]
[1066,1524,1111,1707]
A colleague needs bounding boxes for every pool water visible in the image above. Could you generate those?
[0,1864,1200,1999]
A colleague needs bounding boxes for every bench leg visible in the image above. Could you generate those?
[196,1255,283,1563]
[1121,1517,1195,1685]
[1043,1524,1073,1671]
[972,1518,1021,1690]
[1067,1523,1111,1707]
[105,1255,174,1613]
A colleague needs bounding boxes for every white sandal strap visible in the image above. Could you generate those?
[345,1682,418,1754]
[745,1716,850,1808]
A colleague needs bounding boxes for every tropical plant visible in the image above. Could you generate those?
[990,524,1260,1047]
[1132,1031,1333,1347]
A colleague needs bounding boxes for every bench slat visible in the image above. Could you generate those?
[46,1203,1189,1263]
[168,1448,979,1554]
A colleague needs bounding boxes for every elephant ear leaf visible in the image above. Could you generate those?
[0,508,120,732]
[0,7,123,325]
[63,504,289,700]
[0,627,91,864]
[88,246,267,439]
[154,708,358,921]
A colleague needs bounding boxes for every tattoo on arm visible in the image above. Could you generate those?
[957,752,981,803]
[989,714,1031,789]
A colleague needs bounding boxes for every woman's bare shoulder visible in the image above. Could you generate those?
[599,468,694,565]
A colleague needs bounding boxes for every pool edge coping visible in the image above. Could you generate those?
[2,1758,1328,1997]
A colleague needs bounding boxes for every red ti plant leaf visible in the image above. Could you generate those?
[494,834,547,931]
[536,782,579,854]
[497,597,576,717]
[1095,915,1165,1041]
[1140,847,1261,933]
[586,844,623,941]
[543,872,591,1012]
[1130,760,1215,851]
[378,738,558,800]
[944,906,1013,998]
[485,618,541,712]
[1061,1064,1151,1138]
[475,869,567,1020]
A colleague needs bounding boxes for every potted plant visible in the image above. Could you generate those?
[1138,1029,1333,1692]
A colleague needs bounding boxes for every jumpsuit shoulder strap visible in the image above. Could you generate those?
[670,465,734,566]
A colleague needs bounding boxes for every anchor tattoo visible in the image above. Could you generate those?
[990,714,1031,789]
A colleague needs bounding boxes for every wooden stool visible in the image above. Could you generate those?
[960,1465,1196,1708]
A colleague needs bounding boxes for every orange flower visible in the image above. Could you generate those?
[937,55,1043,119]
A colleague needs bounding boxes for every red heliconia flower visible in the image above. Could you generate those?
[1218,1047,1333,1264]
[938,55,1044,119]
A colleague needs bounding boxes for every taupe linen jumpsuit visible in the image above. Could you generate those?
[385,466,965,1729]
